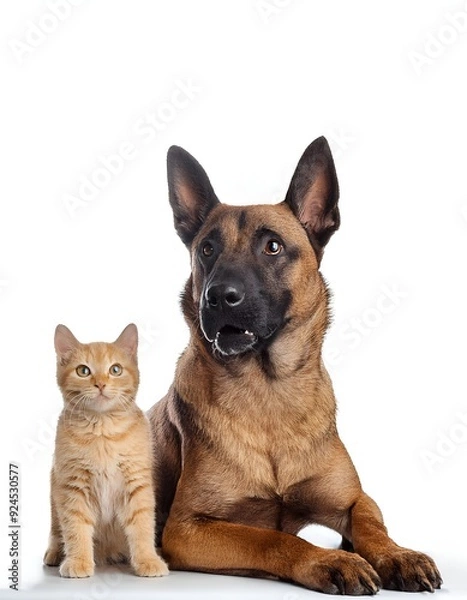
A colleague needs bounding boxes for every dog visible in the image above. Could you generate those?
[147,137,442,595]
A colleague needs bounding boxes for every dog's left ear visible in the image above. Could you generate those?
[284,136,340,262]
[167,146,220,247]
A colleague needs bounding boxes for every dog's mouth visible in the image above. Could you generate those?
[213,325,258,356]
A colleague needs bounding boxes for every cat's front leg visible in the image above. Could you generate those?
[43,491,64,566]
[43,543,63,567]
[120,460,168,577]
[55,481,96,578]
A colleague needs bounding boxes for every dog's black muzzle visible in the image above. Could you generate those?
[200,269,268,356]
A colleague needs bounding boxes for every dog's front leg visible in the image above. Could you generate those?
[163,517,381,595]
[349,491,442,592]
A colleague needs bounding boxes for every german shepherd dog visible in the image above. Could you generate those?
[147,137,442,595]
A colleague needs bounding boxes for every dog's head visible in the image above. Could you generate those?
[167,136,339,358]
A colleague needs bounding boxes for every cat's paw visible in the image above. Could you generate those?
[43,547,63,567]
[132,555,169,577]
[59,558,94,578]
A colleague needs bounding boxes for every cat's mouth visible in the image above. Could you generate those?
[87,392,118,413]
[93,391,111,402]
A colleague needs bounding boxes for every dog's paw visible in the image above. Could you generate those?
[59,557,94,578]
[298,550,381,595]
[43,546,63,567]
[374,548,442,592]
[132,555,169,577]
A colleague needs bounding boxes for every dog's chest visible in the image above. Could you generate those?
[205,402,321,494]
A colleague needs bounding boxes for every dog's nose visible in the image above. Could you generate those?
[206,282,245,309]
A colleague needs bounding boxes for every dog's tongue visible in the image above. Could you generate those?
[214,326,257,356]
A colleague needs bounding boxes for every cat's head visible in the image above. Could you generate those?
[54,324,140,414]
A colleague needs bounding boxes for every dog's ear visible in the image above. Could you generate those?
[167,146,220,246]
[284,136,340,261]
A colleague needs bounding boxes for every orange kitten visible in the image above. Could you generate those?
[43,324,168,578]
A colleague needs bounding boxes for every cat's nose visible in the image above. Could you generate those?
[94,383,106,391]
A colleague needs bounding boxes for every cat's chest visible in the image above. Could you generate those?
[90,435,122,465]
[92,462,125,523]
[88,438,126,522]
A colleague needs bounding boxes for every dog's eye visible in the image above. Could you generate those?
[263,240,283,256]
[202,243,214,257]
[76,365,91,377]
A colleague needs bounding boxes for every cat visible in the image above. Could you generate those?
[43,323,168,578]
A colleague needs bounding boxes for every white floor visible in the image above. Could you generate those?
[2,560,466,600]
[2,527,466,599]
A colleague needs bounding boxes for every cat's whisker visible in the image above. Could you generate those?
[113,395,126,411]
[117,393,134,410]
[66,394,84,425]
[80,396,91,421]
[66,392,93,425]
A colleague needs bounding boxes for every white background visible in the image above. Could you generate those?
[1,0,466,598]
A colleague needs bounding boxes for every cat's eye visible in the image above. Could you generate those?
[263,239,283,256]
[109,363,123,376]
[202,243,214,257]
[76,365,91,377]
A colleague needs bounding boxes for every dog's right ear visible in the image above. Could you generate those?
[284,136,340,263]
[167,146,220,247]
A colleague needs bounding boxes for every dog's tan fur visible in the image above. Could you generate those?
[148,140,442,594]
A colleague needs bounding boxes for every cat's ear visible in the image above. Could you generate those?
[54,325,79,364]
[115,323,138,357]
[167,146,220,247]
